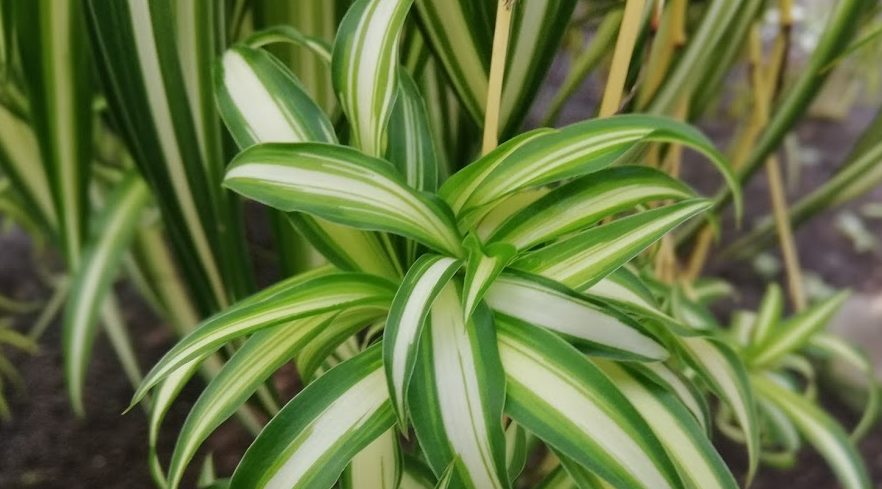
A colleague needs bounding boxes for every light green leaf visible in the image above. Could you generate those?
[504,422,528,483]
[461,236,515,322]
[63,173,150,414]
[748,291,849,367]
[387,68,440,193]
[597,361,738,489]
[497,318,684,489]
[383,254,462,427]
[486,272,667,361]
[229,344,395,489]
[132,272,395,405]
[225,143,463,256]
[0,103,56,231]
[754,374,871,489]
[514,200,711,290]
[333,0,413,157]
[410,282,510,489]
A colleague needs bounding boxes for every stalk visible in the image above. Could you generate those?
[599,0,646,117]
[482,0,517,154]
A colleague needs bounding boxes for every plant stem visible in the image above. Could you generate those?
[482,0,516,154]
[599,0,646,117]
[765,155,806,311]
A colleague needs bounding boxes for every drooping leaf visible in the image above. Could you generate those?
[497,318,684,489]
[409,283,510,489]
[63,173,150,414]
[224,142,463,255]
[230,345,395,489]
[486,272,667,361]
[383,254,462,427]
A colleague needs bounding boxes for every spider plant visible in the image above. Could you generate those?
[0,0,879,488]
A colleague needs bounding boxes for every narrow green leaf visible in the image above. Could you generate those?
[748,291,849,368]
[514,200,711,290]
[461,236,515,322]
[333,0,414,157]
[63,173,150,414]
[132,272,395,405]
[0,103,56,231]
[504,422,528,483]
[486,272,667,361]
[754,374,871,489]
[387,68,440,193]
[488,166,695,250]
[230,345,395,489]
[597,361,738,489]
[497,318,684,489]
[809,333,881,441]
[401,456,438,489]
[441,115,738,224]
[750,283,784,346]
[410,283,510,489]
[295,308,388,382]
[677,336,760,482]
[383,254,462,427]
[225,142,463,255]
[16,0,92,267]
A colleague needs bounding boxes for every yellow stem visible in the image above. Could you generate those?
[765,155,806,311]
[599,0,646,117]
[482,0,516,154]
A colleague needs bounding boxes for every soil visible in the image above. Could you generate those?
[2,43,882,489]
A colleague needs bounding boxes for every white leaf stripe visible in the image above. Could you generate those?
[633,362,710,432]
[132,273,394,404]
[387,68,440,192]
[748,291,848,367]
[63,174,151,414]
[0,104,56,229]
[497,319,683,489]
[754,374,871,489]
[333,0,413,157]
[230,345,395,489]
[598,361,738,489]
[486,273,668,361]
[225,143,463,255]
[515,200,711,290]
[410,283,509,489]
[383,255,462,427]
[342,428,402,489]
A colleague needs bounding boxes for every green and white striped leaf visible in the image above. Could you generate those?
[514,200,711,290]
[497,318,685,489]
[341,428,402,489]
[216,42,400,280]
[0,103,56,232]
[165,313,345,489]
[217,45,337,148]
[383,254,462,427]
[295,308,388,382]
[333,0,413,157]
[749,284,784,346]
[486,272,667,361]
[441,115,738,224]
[414,0,576,135]
[229,345,395,489]
[225,143,463,255]
[132,272,395,404]
[597,361,738,489]
[409,283,510,489]
[16,0,92,267]
[754,374,871,489]
[86,0,242,313]
[387,68,440,193]
[809,333,881,441]
[748,291,849,368]
[677,336,760,482]
[488,166,695,250]
[63,174,150,414]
